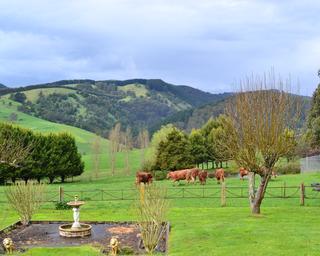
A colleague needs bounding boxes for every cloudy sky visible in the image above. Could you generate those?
[0,0,319,95]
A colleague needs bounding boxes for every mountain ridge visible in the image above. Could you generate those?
[1,79,232,136]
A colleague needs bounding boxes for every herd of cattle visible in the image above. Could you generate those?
[136,167,277,185]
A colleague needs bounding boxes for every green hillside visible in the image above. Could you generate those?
[0,98,144,179]
[1,79,231,136]
[153,94,311,133]
[0,98,105,155]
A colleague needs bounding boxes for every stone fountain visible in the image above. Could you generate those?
[59,196,92,237]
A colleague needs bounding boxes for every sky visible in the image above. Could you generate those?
[0,0,319,96]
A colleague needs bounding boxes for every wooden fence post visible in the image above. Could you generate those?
[300,183,305,206]
[283,182,286,198]
[221,182,226,207]
[59,186,64,202]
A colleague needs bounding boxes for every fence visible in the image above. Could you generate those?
[1,183,318,206]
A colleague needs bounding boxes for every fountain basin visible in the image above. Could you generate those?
[59,224,92,238]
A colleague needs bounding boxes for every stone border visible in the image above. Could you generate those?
[0,220,171,254]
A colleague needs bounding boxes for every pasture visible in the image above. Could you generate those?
[1,97,320,255]
[1,173,320,255]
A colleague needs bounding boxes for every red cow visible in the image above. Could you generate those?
[135,171,153,185]
[186,168,200,183]
[198,171,208,185]
[167,169,189,183]
[239,167,249,180]
[215,168,225,183]
[272,170,277,178]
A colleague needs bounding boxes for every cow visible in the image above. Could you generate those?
[186,168,200,183]
[135,171,153,185]
[198,171,208,185]
[271,170,277,178]
[215,168,225,183]
[167,169,190,184]
[239,167,249,180]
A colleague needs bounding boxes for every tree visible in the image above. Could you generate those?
[306,77,320,148]
[189,129,207,167]
[155,128,193,171]
[54,133,84,183]
[207,115,232,167]
[109,123,121,176]
[149,124,175,165]
[91,135,102,179]
[224,72,299,214]
[10,92,26,103]
[123,127,133,175]
[0,123,32,168]
[136,184,169,254]
[5,181,46,225]
[138,128,150,166]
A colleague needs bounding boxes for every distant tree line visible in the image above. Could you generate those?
[143,115,235,173]
[0,123,84,184]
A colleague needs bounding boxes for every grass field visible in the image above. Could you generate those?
[1,97,320,255]
[1,173,320,255]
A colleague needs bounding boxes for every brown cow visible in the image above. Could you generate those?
[167,169,190,183]
[135,171,153,185]
[215,168,225,183]
[239,167,249,180]
[198,171,208,185]
[186,168,200,183]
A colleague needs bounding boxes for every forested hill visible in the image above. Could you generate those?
[151,93,312,133]
[0,79,231,136]
[0,83,6,89]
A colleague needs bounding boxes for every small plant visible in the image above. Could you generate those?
[136,184,169,255]
[5,181,46,225]
[120,246,134,255]
[154,170,167,181]
[55,201,72,210]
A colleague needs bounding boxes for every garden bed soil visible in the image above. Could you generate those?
[0,221,169,255]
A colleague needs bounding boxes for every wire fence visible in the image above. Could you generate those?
[1,184,319,205]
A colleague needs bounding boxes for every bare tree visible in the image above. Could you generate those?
[109,123,121,176]
[0,136,31,167]
[136,184,169,254]
[224,71,299,214]
[5,181,46,225]
[123,127,133,175]
[91,135,102,179]
[138,129,150,166]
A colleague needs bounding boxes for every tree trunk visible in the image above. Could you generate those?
[249,171,270,214]
[61,175,65,183]
[49,176,54,184]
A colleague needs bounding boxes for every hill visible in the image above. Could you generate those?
[0,83,6,89]
[0,97,107,155]
[152,93,311,133]
[0,79,231,136]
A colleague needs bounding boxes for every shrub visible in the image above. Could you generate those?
[136,184,169,254]
[5,181,46,225]
[120,246,135,255]
[277,162,301,175]
[55,201,72,210]
[154,170,167,181]
[140,159,154,172]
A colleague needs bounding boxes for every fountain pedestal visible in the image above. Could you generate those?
[59,197,92,237]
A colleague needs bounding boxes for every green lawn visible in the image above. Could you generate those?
[1,173,320,255]
[1,97,320,255]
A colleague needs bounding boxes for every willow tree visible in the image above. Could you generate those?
[123,127,133,175]
[0,123,31,167]
[224,72,299,214]
[91,135,102,179]
[109,123,121,176]
[138,128,150,167]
